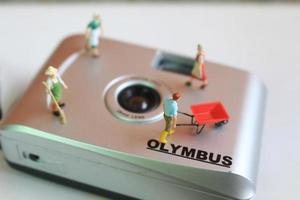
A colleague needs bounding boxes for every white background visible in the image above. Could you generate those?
[0,3,299,200]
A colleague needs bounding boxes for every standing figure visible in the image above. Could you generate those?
[160,92,181,144]
[44,66,68,118]
[186,44,208,89]
[85,14,102,57]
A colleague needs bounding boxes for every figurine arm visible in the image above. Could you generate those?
[58,76,68,89]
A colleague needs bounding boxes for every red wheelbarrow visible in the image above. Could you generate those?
[177,102,230,134]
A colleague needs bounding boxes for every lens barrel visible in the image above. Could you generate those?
[105,76,170,124]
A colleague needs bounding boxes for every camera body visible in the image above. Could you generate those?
[0,35,266,200]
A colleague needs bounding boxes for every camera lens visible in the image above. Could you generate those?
[117,84,161,113]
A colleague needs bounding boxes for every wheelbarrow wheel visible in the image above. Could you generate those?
[215,120,228,127]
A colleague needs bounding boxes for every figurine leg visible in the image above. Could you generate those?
[85,43,91,51]
[168,129,175,135]
[160,131,169,144]
[172,116,177,129]
[161,115,173,143]
[92,47,99,57]
[164,115,172,132]
[169,116,177,135]
[51,101,65,117]
[58,102,65,108]
[51,103,60,117]
[185,77,193,87]
[200,79,208,89]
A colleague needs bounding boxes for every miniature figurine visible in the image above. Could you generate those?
[160,92,181,144]
[43,66,68,124]
[186,44,208,89]
[85,14,102,57]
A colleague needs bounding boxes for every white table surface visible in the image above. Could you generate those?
[0,3,299,200]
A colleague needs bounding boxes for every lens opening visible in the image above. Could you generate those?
[117,84,161,114]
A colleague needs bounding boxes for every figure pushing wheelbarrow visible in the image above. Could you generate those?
[160,93,229,144]
[160,93,182,144]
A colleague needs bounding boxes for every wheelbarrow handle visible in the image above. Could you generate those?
[178,111,193,117]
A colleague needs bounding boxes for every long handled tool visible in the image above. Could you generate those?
[42,81,67,124]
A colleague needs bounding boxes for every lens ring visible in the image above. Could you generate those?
[104,76,171,124]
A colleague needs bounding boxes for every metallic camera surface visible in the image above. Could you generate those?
[0,35,266,200]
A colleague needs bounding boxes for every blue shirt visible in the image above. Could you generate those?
[164,99,178,117]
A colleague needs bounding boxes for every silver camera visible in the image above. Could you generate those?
[0,35,266,200]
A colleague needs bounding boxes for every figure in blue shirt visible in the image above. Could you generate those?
[160,92,181,144]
